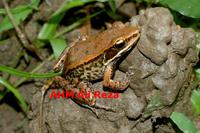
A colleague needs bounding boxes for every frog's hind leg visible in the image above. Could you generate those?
[53,77,115,116]
[75,81,115,112]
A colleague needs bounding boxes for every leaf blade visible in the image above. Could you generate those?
[170,112,197,133]
[159,0,200,18]
[50,38,67,59]
[0,7,32,32]
[191,90,200,115]
[38,0,91,40]
[0,0,40,32]
[0,77,28,112]
[0,65,61,78]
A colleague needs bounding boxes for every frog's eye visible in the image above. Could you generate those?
[116,39,124,44]
[115,39,126,48]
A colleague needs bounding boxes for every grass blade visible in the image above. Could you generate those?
[108,0,116,12]
[0,65,61,78]
[55,10,104,38]
[170,112,197,133]
[195,69,200,80]
[0,7,32,32]
[0,5,28,15]
[30,0,40,9]
[38,0,91,40]
[50,38,67,59]
[191,90,200,115]
[0,77,28,112]
[0,0,40,32]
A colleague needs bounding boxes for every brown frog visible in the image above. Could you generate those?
[54,22,139,108]
[39,22,140,131]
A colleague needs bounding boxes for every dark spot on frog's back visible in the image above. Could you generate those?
[93,62,97,67]
[69,73,75,78]
[94,69,99,73]
[77,67,84,73]
[93,72,99,77]
[85,66,90,71]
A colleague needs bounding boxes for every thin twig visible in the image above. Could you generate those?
[2,0,42,59]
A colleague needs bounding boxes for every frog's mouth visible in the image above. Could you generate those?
[104,33,140,66]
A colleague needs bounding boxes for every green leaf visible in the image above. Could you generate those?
[170,112,197,133]
[30,0,40,9]
[0,0,40,32]
[0,7,32,32]
[159,0,200,18]
[146,94,162,111]
[0,0,40,14]
[0,91,6,101]
[105,9,123,20]
[38,23,56,40]
[191,90,200,115]
[96,0,109,2]
[0,77,28,112]
[108,0,116,12]
[55,10,103,38]
[0,5,28,15]
[50,38,67,59]
[38,0,107,40]
[48,10,103,57]
[38,0,92,40]
[196,32,200,54]
[0,65,61,78]
[194,69,200,80]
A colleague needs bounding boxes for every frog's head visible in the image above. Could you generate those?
[104,23,140,66]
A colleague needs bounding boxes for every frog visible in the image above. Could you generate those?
[39,21,140,131]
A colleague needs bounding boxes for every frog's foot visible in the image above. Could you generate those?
[124,66,134,82]
[79,104,100,118]
[95,102,116,112]
[103,65,134,91]
[82,102,116,118]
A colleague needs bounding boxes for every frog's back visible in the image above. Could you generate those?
[64,24,139,72]
[64,35,110,72]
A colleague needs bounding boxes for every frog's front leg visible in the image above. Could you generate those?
[103,64,132,91]
[53,76,114,113]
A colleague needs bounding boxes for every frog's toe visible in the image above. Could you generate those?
[81,104,100,118]
[95,103,116,112]
[126,68,134,77]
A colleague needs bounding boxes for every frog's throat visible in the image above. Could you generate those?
[104,33,140,66]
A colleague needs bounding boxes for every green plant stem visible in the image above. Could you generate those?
[0,55,55,101]
[14,54,54,87]
[54,10,104,38]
